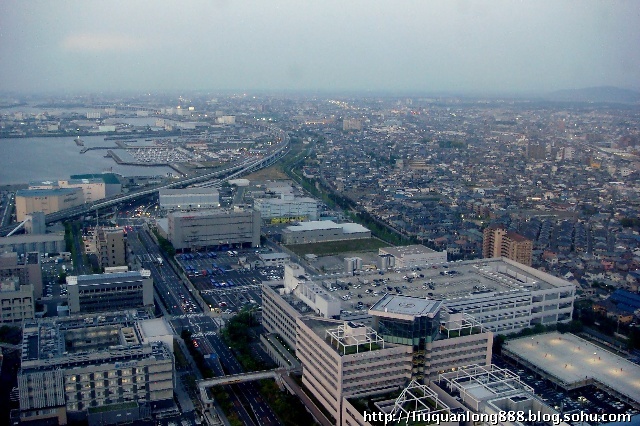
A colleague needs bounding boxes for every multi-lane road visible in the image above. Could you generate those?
[128,227,282,425]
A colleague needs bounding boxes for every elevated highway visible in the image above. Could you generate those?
[0,130,288,236]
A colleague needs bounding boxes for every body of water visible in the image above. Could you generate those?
[0,136,175,185]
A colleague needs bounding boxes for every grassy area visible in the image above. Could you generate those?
[284,238,387,257]
[244,164,290,181]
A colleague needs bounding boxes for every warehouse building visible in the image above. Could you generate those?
[167,208,261,251]
[15,188,84,221]
[281,220,370,245]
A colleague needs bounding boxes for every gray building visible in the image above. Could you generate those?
[17,312,174,425]
[67,270,153,314]
[167,208,260,251]
[159,188,219,211]
[0,233,65,256]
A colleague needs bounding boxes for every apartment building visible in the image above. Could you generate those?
[0,277,34,323]
[483,224,533,266]
[94,227,127,268]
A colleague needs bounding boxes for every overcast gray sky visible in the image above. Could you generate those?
[1,0,639,95]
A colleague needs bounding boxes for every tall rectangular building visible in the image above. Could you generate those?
[483,225,533,266]
[0,278,34,323]
[67,270,153,314]
[167,208,260,251]
[0,252,43,299]
[94,227,127,268]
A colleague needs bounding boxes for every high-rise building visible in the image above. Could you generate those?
[483,224,533,266]
[0,252,43,299]
[0,277,34,323]
[94,227,127,269]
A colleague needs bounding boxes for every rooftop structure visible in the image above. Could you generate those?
[283,257,574,334]
[379,245,447,268]
[370,294,442,320]
[437,364,566,426]
[503,332,640,408]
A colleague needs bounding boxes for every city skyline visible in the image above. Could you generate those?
[1,0,639,95]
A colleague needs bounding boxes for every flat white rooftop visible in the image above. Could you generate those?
[370,294,442,319]
[284,220,369,233]
[504,332,640,402]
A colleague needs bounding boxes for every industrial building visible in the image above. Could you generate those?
[483,224,533,266]
[0,277,34,323]
[258,252,291,266]
[281,220,370,245]
[69,173,122,198]
[159,188,220,210]
[15,188,84,222]
[16,311,175,425]
[378,245,447,269]
[167,208,261,251]
[0,252,43,299]
[66,270,153,314]
[58,178,108,204]
[254,193,318,222]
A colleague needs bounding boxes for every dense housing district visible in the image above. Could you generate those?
[0,93,639,426]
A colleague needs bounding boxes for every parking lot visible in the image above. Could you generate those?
[175,250,284,314]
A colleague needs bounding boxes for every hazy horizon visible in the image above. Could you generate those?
[1,1,639,95]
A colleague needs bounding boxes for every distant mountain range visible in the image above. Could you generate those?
[545,86,640,104]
